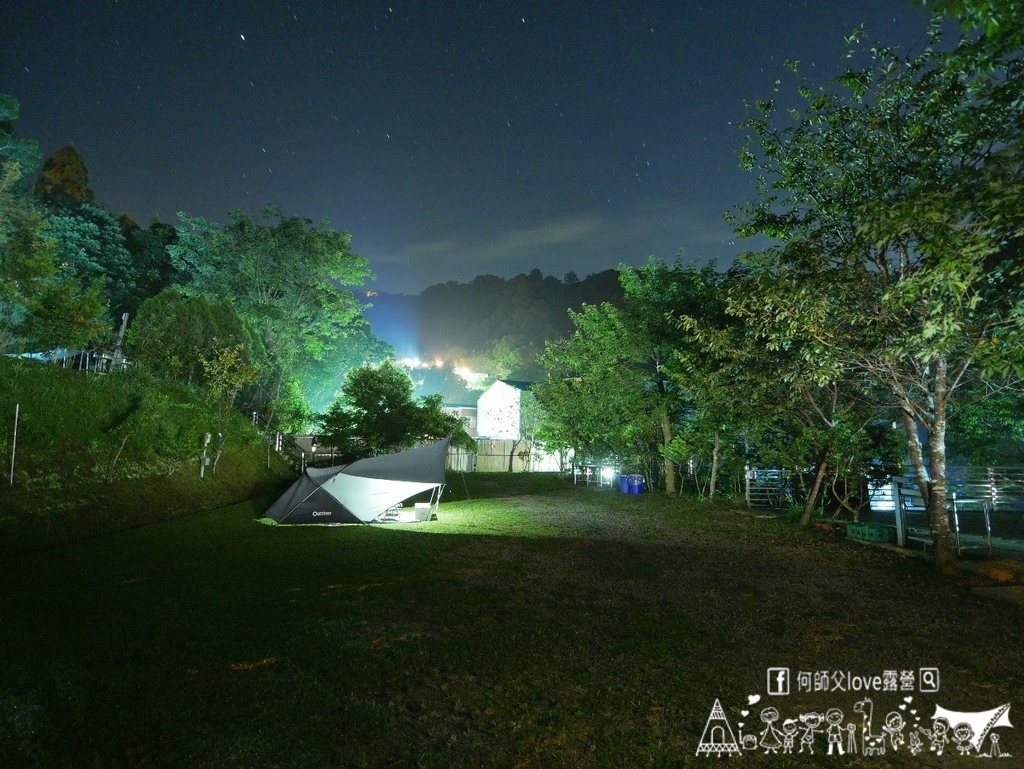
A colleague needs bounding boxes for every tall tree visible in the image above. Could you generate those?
[535,301,664,482]
[665,264,775,500]
[617,258,702,494]
[22,274,108,359]
[299,313,393,413]
[917,0,1023,42]
[0,103,108,355]
[118,216,177,318]
[46,203,133,323]
[127,287,259,388]
[0,163,59,352]
[681,261,897,521]
[732,20,1024,572]
[170,205,373,425]
[317,359,473,460]
[34,145,94,208]
[0,94,41,173]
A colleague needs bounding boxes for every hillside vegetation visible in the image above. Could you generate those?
[0,358,293,555]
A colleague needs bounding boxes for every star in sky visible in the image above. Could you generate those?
[3,1,931,294]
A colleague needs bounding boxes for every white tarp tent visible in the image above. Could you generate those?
[262,439,449,524]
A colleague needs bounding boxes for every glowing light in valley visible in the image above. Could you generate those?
[454,366,488,385]
[397,357,489,388]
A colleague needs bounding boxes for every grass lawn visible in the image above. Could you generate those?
[1,473,1021,767]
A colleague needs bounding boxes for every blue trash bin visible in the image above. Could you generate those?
[628,475,645,494]
[618,474,630,493]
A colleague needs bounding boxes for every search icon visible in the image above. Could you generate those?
[920,667,940,692]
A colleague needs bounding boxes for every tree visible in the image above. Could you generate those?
[665,263,774,500]
[535,301,664,480]
[946,384,1024,466]
[0,163,55,351]
[46,203,133,323]
[317,360,472,461]
[0,97,49,351]
[199,340,260,416]
[917,0,1023,42]
[732,20,1024,572]
[298,313,393,414]
[673,260,899,520]
[34,145,94,208]
[541,258,751,494]
[616,258,710,494]
[170,205,372,424]
[21,272,108,358]
[127,288,259,388]
[1,163,110,356]
[0,94,41,172]
[0,107,112,356]
[118,216,177,318]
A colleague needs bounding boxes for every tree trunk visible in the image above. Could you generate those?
[926,359,958,576]
[660,405,676,495]
[708,432,720,499]
[902,409,931,509]
[900,362,959,575]
[507,438,522,472]
[212,432,226,474]
[800,458,829,526]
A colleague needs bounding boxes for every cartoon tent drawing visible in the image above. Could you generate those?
[263,440,449,524]
[932,703,1012,754]
[696,698,742,757]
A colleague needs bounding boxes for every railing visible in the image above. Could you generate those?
[745,467,790,510]
[250,412,305,472]
[894,469,1024,556]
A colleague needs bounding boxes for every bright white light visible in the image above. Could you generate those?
[601,467,615,480]
[454,366,488,385]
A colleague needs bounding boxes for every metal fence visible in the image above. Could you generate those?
[891,467,1024,556]
[745,467,791,510]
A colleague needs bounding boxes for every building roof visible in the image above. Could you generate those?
[498,379,535,391]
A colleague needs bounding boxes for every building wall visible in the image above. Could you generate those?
[443,405,478,438]
[476,381,522,439]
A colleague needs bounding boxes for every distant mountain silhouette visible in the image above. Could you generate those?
[363,268,624,377]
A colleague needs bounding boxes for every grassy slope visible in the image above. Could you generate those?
[1,474,1021,768]
[0,358,293,555]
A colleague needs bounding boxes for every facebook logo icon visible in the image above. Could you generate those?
[767,667,790,696]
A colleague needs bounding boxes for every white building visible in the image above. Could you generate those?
[476,380,532,439]
[475,380,562,472]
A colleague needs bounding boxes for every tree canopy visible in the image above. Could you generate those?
[728,17,1024,572]
[34,145,94,208]
[170,205,376,428]
[316,360,474,461]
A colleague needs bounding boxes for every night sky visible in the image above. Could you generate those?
[4,1,931,295]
